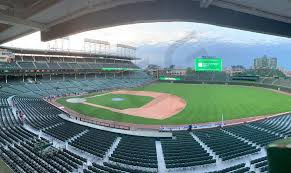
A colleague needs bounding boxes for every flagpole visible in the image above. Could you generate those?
[221,113,224,127]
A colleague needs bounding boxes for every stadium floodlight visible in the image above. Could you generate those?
[84,38,110,45]
[46,37,70,52]
[116,44,137,50]
[84,38,110,55]
[116,44,137,58]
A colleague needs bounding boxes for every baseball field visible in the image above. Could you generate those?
[56,83,291,125]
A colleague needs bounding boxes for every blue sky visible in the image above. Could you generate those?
[3,22,291,69]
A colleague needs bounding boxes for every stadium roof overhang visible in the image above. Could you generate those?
[1,0,291,43]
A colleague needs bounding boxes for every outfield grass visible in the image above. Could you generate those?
[57,83,291,125]
[85,94,153,109]
[0,160,14,173]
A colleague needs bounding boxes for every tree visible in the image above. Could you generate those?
[186,67,193,75]
[169,65,175,69]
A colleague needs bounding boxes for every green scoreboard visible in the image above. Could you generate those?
[159,77,181,81]
[195,58,222,72]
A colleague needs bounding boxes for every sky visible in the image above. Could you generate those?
[3,22,291,69]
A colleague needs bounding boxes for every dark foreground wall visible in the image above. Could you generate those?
[267,138,291,173]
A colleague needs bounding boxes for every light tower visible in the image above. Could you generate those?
[83,38,110,56]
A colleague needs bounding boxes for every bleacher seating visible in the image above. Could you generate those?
[250,157,269,173]
[239,69,285,78]
[0,60,138,71]
[0,62,20,70]
[44,121,88,141]
[161,131,215,168]
[3,54,291,173]
[1,137,87,173]
[273,78,291,87]
[249,114,291,137]
[17,62,36,69]
[0,74,154,97]
[0,95,88,173]
[46,62,61,69]
[109,136,158,169]
[194,128,260,161]
[224,124,282,146]
[2,90,289,172]
[206,163,251,173]
[13,97,64,130]
[183,72,229,82]
[0,126,37,145]
[70,129,117,158]
[0,97,9,107]
[85,162,157,173]
[0,107,20,127]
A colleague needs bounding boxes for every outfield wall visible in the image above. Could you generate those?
[161,80,291,93]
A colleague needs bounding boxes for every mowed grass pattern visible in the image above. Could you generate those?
[57,83,291,125]
[85,94,153,109]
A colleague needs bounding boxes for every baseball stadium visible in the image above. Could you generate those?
[0,1,291,173]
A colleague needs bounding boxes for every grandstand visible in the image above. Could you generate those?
[1,0,291,172]
[0,46,153,97]
[0,45,291,173]
[0,46,290,173]
[0,43,291,173]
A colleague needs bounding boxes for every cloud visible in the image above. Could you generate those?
[2,22,291,64]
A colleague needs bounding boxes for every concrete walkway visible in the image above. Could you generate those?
[103,137,121,162]
[58,114,172,138]
[156,141,167,173]
[190,132,219,162]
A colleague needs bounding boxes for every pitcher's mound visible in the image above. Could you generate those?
[112,98,125,102]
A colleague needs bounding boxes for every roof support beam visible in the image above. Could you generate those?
[41,0,291,41]
[212,0,291,24]
[0,13,47,31]
[47,0,156,27]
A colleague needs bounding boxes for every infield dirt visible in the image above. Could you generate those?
[82,90,186,119]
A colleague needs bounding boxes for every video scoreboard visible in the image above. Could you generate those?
[195,58,222,72]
